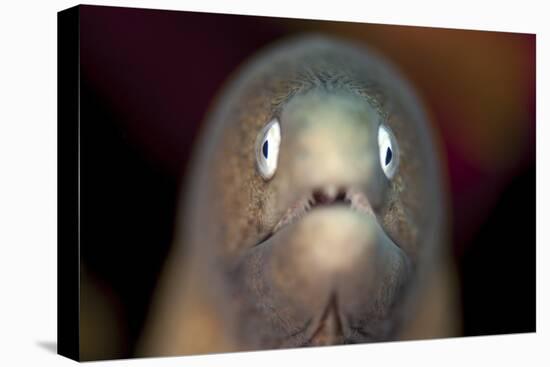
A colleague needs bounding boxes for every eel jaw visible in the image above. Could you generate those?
[243,184,410,346]
[273,185,375,234]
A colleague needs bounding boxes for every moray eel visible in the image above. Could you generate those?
[140,35,458,356]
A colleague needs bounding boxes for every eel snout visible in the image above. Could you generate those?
[272,186,375,234]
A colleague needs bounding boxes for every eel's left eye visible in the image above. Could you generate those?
[378,124,399,179]
[256,118,281,180]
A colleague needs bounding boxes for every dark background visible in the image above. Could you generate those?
[77,5,536,360]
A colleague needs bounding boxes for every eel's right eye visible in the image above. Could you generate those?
[256,118,281,180]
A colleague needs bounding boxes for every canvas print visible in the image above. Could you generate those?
[57,5,535,361]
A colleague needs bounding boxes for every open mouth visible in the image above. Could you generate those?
[272,186,374,234]
[252,185,377,249]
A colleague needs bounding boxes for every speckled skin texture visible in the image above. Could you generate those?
[140,36,457,356]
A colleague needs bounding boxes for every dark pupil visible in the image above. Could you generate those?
[262,140,269,159]
[385,147,392,166]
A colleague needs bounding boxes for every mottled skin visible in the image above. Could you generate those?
[140,36,458,356]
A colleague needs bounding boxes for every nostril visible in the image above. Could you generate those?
[335,190,347,202]
[312,187,350,206]
[313,190,331,205]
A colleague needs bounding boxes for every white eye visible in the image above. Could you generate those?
[256,118,281,180]
[378,124,399,179]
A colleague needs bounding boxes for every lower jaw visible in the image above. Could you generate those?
[242,209,407,348]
